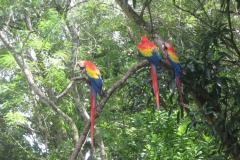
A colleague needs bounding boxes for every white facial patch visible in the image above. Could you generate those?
[162,43,165,49]
[77,61,85,67]
[162,42,169,50]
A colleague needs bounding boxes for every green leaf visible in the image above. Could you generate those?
[0,53,17,69]
[237,0,240,9]
[205,68,211,79]
[202,134,211,143]
[4,112,27,126]
[177,111,180,124]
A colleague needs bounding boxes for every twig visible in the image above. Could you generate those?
[226,0,240,56]
[174,5,213,28]
[140,0,148,17]
[56,77,89,99]
[10,134,40,160]
[17,124,41,134]
[147,0,153,33]
[197,0,210,21]
[69,0,88,10]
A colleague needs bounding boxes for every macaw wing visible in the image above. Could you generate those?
[152,50,161,60]
[87,74,103,97]
[137,50,144,57]
[149,50,162,68]
[166,54,182,79]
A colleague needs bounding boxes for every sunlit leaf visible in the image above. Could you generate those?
[4,112,27,126]
[0,53,17,69]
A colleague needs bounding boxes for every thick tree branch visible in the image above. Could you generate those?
[115,0,164,53]
[24,8,32,30]
[115,0,160,35]
[95,127,106,160]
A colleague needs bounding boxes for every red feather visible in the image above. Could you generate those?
[176,75,185,111]
[150,64,160,110]
[90,88,96,147]
[175,75,184,104]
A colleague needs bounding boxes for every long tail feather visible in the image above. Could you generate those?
[90,88,96,147]
[175,75,185,110]
[150,64,160,110]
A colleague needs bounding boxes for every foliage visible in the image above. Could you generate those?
[0,0,240,159]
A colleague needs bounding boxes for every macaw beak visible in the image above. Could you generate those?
[76,62,85,75]
[76,62,85,70]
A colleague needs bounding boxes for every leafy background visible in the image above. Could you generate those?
[0,0,239,159]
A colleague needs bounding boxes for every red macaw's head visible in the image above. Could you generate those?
[76,60,86,70]
[76,60,87,75]
[76,60,86,68]
[162,42,175,52]
[141,36,150,43]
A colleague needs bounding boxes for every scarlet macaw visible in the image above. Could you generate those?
[76,60,103,146]
[137,36,162,110]
[162,42,184,109]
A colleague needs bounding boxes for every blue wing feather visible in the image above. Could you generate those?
[138,50,162,69]
[87,75,103,97]
[166,54,182,79]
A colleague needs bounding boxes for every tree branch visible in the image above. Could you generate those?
[17,124,42,134]
[174,4,213,28]
[60,6,90,122]
[95,127,106,160]
[115,0,164,51]
[10,134,40,160]
[69,60,149,160]
[23,7,32,30]
[56,77,89,99]
[115,0,159,35]
[140,0,148,18]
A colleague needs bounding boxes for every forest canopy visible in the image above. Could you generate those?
[0,0,240,159]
